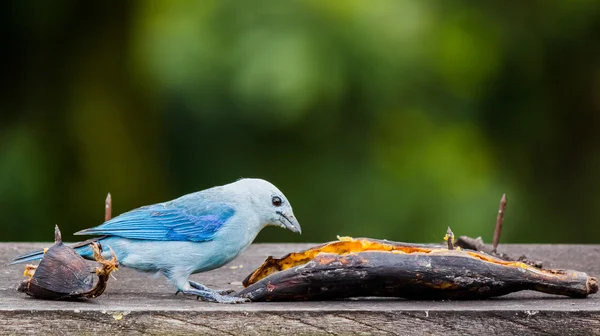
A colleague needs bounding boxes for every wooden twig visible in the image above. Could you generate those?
[455,193,543,268]
[492,194,507,253]
[105,193,112,222]
[445,227,455,250]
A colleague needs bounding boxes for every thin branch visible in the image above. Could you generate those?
[445,227,455,250]
[105,193,112,222]
[492,193,507,253]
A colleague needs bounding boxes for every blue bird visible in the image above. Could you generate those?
[11,178,301,303]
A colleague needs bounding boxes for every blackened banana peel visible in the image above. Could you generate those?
[238,237,598,301]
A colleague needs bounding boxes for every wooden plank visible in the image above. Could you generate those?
[1,243,599,335]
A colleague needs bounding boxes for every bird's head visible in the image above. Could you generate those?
[233,178,301,234]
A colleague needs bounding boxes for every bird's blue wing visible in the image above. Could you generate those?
[75,199,235,242]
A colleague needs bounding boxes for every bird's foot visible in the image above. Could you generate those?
[178,288,249,304]
[188,280,235,295]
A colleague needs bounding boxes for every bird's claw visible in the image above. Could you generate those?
[196,295,250,304]
[215,289,235,295]
[178,288,249,304]
[200,294,249,304]
[188,281,235,295]
[178,282,248,303]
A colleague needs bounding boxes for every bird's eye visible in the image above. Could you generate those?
[272,196,282,207]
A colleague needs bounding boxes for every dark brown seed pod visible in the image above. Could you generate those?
[18,225,118,300]
[238,236,598,302]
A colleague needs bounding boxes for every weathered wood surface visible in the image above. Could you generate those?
[1,243,599,335]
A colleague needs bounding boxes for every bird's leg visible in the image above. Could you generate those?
[166,270,247,304]
[180,287,248,303]
[176,282,248,304]
[188,280,235,295]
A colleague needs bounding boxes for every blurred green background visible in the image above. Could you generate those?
[1,0,599,244]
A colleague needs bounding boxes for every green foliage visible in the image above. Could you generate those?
[1,0,599,243]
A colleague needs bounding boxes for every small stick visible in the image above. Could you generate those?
[492,194,507,253]
[445,227,455,250]
[105,193,112,222]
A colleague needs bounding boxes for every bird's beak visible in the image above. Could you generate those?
[277,211,302,234]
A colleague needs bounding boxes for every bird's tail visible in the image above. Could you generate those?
[9,249,46,265]
[9,237,104,265]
